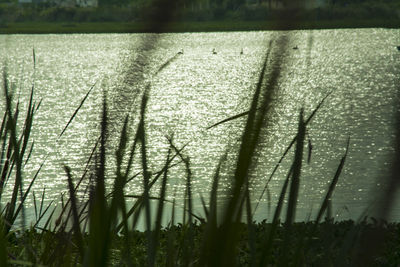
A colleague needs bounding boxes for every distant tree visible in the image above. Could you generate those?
[226,0,245,10]
[98,0,129,7]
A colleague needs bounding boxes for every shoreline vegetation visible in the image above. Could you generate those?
[0,19,399,34]
[0,0,399,34]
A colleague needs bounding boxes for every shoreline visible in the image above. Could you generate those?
[0,19,399,34]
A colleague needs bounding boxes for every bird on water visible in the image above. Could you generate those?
[212,48,217,54]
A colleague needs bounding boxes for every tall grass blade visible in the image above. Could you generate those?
[315,137,350,223]
[245,185,256,267]
[33,200,54,229]
[199,153,224,265]
[286,108,305,225]
[166,198,176,267]
[38,187,45,219]
[307,135,312,164]
[58,83,96,139]
[64,166,84,260]
[3,69,24,232]
[254,91,332,214]
[114,143,184,232]
[149,147,170,267]
[280,109,306,266]
[0,218,7,266]
[258,165,293,267]
[207,110,251,130]
[19,85,35,162]
[136,91,154,266]
[206,39,274,267]
[199,194,209,220]
[109,115,132,264]
[167,137,195,266]
[23,142,34,167]
[33,191,38,220]
[11,160,44,224]
[32,47,36,70]
[87,93,110,267]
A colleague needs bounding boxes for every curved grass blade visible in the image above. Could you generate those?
[206,110,251,130]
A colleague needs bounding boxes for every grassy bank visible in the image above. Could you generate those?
[7,220,400,266]
[0,19,399,34]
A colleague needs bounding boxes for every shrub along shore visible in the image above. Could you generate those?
[0,19,399,34]
[7,220,400,266]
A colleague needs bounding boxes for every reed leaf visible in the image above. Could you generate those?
[166,198,176,267]
[87,93,110,267]
[258,165,293,266]
[58,83,96,139]
[3,69,23,232]
[64,166,84,260]
[199,153,224,266]
[280,108,306,267]
[11,160,44,224]
[316,137,350,223]
[245,185,256,267]
[150,147,171,267]
[0,219,6,267]
[286,108,305,225]
[254,90,332,215]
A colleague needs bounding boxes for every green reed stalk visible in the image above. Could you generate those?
[0,217,6,266]
[166,198,176,267]
[149,147,170,267]
[198,153,224,266]
[211,38,276,267]
[254,91,332,215]
[286,108,305,226]
[258,165,293,266]
[3,71,23,232]
[58,83,96,139]
[316,137,350,223]
[245,184,256,267]
[280,109,306,266]
[87,94,110,267]
[64,166,84,261]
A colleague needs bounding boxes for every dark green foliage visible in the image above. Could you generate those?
[3,220,400,266]
[0,0,399,25]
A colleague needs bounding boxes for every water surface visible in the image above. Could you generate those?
[0,29,399,223]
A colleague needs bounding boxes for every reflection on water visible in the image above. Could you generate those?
[0,29,399,223]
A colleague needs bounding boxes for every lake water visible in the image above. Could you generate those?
[0,28,400,225]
